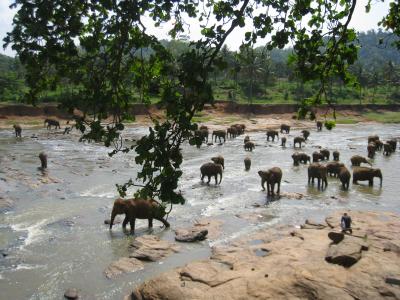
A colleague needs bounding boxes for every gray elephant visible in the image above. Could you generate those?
[308,163,328,189]
[367,142,376,159]
[320,149,330,160]
[39,152,47,169]
[109,198,170,233]
[281,137,287,147]
[200,162,223,184]
[333,150,340,161]
[244,135,250,144]
[258,167,282,196]
[227,126,238,138]
[280,124,290,134]
[374,140,383,151]
[211,155,225,169]
[244,157,251,171]
[387,139,397,152]
[301,130,310,140]
[292,152,310,165]
[234,124,245,135]
[294,136,306,148]
[350,155,371,166]
[383,143,393,156]
[338,166,351,190]
[312,151,324,162]
[13,124,22,137]
[212,130,226,143]
[244,141,255,151]
[353,167,382,186]
[44,118,61,130]
[316,121,323,131]
[326,162,345,177]
[195,129,208,144]
[266,130,279,141]
[368,135,379,144]
[199,125,208,130]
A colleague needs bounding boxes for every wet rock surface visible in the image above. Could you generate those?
[104,257,144,279]
[174,228,208,242]
[129,235,179,262]
[128,211,400,299]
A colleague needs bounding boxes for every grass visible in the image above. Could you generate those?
[363,111,400,123]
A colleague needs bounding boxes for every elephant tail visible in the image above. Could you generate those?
[219,171,223,184]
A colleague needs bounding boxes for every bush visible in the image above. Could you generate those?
[324,120,336,130]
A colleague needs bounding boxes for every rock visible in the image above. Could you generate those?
[64,288,79,299]
[104,257,144,279]
[280,192,305,200]
[300,219,326,230]
[175,228,208,242]
[383,241,400,253]
[192,218,222,240]
[328,231,345,244]
[129,235,179,262]
[129,210,400,299]
[326,235,369,267]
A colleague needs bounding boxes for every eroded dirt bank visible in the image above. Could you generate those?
[127,210,400,300]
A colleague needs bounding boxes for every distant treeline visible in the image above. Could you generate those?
[0,29,399,105]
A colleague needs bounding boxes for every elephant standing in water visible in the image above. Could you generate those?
[244,135,250,144]
[316,121,323,131]
[353,167,382,186]
[292,152,310,165]
[266,130,279,141]
[281,137,287,147]
[308,163,328,189]
[368,135,379,144]
[387,139,397,152]
[326,162,345,177]
[312,151,324,163]
[280,124,290,134]
[200,162,223,184]
[227,126,238,138]
[320,149,330,160]
[244,157,251,171]
[212,130,226,143]
[338,166,351,190]
[211,155,225,169]
[350,155,371,166]
[383,143,394,156]
[13,124,22,137]
[244,141,255,151]
[39,152,47,169]
[367,142,376,159]
[333,150,340,161]
[301,130,310,140]
[294,136,306,148]
[258,167,282,196]
[109,198,170,233]
[44,118,61,130]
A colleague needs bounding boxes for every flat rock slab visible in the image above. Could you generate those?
[301,219,327,230]
[129,235,179,262]
[192,218,222,240]
[175,228,208,242]
[326,235,369,268]
[104,257,144,279]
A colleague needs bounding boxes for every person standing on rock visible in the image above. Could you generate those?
[341,213,352,234]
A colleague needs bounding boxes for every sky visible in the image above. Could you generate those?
[0,0,391,57]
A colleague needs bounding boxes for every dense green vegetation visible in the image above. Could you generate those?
[1,30,399,105]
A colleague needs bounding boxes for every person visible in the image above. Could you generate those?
[341,212,352,234]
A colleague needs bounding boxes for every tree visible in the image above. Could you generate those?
[4,0,400,214]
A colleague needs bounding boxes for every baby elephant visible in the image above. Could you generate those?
[244,135,250,144]
[350,155,371,167]
[320,149,330,160]
[301,130,310,140]
[244,157,251,171]
[312,151,324,163]
[258,167,282,196]
[353,167,382,186]
[383,143,393,156]
[13,124,22,137]
[316,121,323,131]
[308,163,328,189]
[109,198,170,233]
[211,155,224,169]
[294,136,305,148]
[326,162,345,177]
[338,166,351,190]
[280,124,290,134]
[281,137,287,147]
[244,141,255,151]
[333,150,340,161]
[200,162,223,184]
[44,118,61,130]
[266,130,279,141]
[39,152,48,169]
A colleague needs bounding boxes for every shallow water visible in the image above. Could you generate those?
[0,123,399,299]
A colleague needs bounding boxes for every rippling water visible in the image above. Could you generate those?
[0,123,399,299]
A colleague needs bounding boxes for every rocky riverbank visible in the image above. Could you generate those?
[126,210,400,299]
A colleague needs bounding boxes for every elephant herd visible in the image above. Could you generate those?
[13,118,63,138]
[199,122,396,197]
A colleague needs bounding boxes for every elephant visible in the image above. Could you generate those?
[13,124,22,137]
[316,121,323,131]
[333,150,340,161]
[292,152,310,165]
[383,143,393,156]
[244,157,251,171]
[200,162,223,184]
[280,124,290,134]
[308,163,328,189]
[244,135,250,144]
[234,124,245,135]
[109,198,170,233]
[367,142,376,159]
[301,130,310,140]
[39,152,47,169]
[227,126,238,138]
[320,149,330,160]
[350,155,371,166]
[281,137,287,147]
[211,155,225,169]
[368,135,379,144]
[199,125,208,131]
[266,130,279,141]
[387,139,397,152]
[312,151,324,162]
[212,130,226,143]
[194,129,208,146]
[244,141,255,151]
[294,136,306,148]
[258,167,282,196]
[44,118,61,130]
[338,166,351,190]
[352,167,382,186]
[374,140,383,151]
[326,162,345,177]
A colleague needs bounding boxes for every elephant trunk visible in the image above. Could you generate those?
[110,209,117,229]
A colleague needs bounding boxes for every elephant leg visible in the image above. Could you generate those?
[317,178,321,188]
[277,182,280,195]
[157,217,170,228]
[201,174,205,181]
[130,218,136,233]
[267,182,271,195]
[207,175,211,184]
[369,179,373,186]
[148,218,153,228]
[122,215,129,229]
[271,183,275,195]
[261,179,266,191]
[214,174,218,185]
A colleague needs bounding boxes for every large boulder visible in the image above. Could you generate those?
[175,228,208,242]
[325,235,369,267]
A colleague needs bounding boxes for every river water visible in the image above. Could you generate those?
[0,123,399,299]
